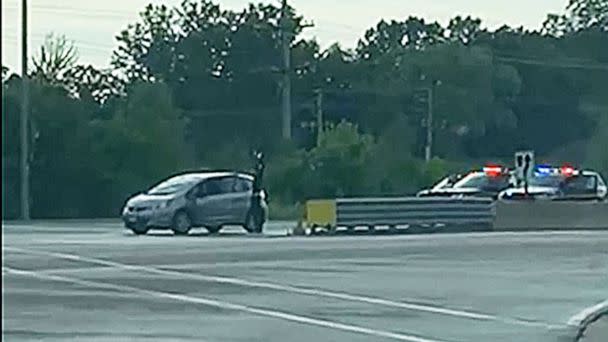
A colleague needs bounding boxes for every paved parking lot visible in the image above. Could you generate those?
[3,222,607,342]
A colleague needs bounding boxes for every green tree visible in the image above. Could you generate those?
[306,121,375,197]
[544,0,608,35]
[586,113,608,176]
[88,81,191,215]
[31,33,79,87]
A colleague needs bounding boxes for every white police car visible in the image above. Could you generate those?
[498,165,607,201]
[417,166,512,199]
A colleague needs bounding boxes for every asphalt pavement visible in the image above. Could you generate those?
[580,316,607,342]
[2,221,607,342]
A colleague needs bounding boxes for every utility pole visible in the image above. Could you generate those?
[424,86,433,163]
[279,0,292,140]
[20,0,30,220]
[315,89,323,146]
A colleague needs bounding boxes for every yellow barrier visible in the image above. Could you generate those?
[305,200,337,227]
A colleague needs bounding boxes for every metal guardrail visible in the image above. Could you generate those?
[305,197,495,232]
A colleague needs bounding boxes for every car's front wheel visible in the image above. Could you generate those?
[130,226,149,236]
[172,211,192,236]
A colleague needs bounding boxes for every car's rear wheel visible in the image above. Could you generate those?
[172,211,192,236]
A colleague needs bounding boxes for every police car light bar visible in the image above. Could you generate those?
[561,165,575,176]
[535,165,557,176]
[536,166,552,173]
[483,165,503,176]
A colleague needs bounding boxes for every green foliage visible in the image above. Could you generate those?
[587,113,608,176]
[307,121,375,197]
[31,33,79,87]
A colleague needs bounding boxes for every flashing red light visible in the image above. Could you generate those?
[561,164,575,176]
[483,165,503,177]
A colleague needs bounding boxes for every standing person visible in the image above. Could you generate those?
[253,151,265,193]
[249,151,265,233]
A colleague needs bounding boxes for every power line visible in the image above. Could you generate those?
[2,3,135,20]
[1,35,114,53]
[495,55,608,71]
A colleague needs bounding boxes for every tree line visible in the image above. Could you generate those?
[2,0,608,219]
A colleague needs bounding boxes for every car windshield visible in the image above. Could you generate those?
[453,174,485,188]
[147,176,197,196]
[453,173,509,191]
[432,177,452,190]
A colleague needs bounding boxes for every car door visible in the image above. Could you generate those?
[597,175,608,200]
[192,177,234,225]
[232,176,254,223]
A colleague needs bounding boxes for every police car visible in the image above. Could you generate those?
[417,166,513,199]
[498,165,608,201]
[418,173,465,194]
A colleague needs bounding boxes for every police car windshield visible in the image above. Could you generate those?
[453,173,507,190]
[147,176,198,195]
[453,174,486,188]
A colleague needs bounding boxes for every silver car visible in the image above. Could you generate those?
[121,172,268,235]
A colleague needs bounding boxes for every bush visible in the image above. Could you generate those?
[264,120,459,206]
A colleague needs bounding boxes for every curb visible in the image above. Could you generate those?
[568,300,608,341]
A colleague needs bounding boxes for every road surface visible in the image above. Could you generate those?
[3,221,607,342]
[580,316,607,342]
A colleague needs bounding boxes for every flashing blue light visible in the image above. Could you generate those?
[534,165,556,176]
[536,166,552,173]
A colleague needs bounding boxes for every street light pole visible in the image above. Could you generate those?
[280,0,292,140]
[424,86,433,163]
[315,89,323,146]
[20,0,30,220]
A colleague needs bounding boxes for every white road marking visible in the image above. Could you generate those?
[568,300,608,327]
[2,287,151,300]
[4,267,446,342]
[5,246,555,329]
[32,256,415,274]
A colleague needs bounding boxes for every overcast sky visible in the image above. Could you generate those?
[2,0,568,72]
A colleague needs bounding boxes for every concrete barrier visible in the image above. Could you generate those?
[494,201,608,231]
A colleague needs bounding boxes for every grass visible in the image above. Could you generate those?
[268,201,303,221]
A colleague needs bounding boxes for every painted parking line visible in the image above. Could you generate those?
[4,267,447,342]
[5,246,557,329]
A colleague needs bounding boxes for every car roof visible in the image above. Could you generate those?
[170,171,254,182]
[580,170,599,177]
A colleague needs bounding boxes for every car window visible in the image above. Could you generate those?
[528,175,564,188]
[235,177,253,192]
[597,176,606,188]
[200,177,233,196]
[147,176,198,196]
[563,175,596,191]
